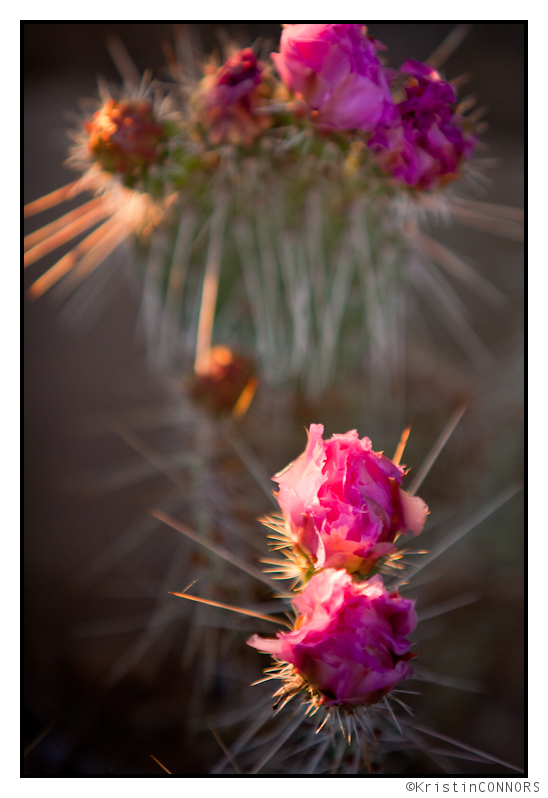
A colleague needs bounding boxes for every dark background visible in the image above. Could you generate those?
[24,23,524,775]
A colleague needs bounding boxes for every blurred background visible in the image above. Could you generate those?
[24,23,524,775]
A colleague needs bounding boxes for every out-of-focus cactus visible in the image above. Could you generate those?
[24,23,518,409]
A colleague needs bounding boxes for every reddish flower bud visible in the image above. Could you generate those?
[194,49,272,146]
[84,99,167,177]
[191,346,255,415]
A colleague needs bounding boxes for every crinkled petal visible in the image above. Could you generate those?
[248,571,417,707]
[271,425,427,574]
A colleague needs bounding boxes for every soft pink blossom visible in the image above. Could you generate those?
[273,424,428,574]
[272,24,395,131]
[248,569,417,706]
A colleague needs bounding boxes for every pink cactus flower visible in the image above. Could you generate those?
[273,424,428,574]
[368,59,477,190]
[248,569,417,707]
[272,24,395,131]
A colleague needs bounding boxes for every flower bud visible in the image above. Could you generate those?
[273,424,428,575]
[272,24,395,131]
[194,48,272,146]
[191,345,255,415]
[248,569,417,707]
[84,99,167,178]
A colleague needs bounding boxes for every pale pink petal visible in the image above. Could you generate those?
[399,489,429,535]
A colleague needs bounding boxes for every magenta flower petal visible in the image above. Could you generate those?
[368,58,477,190]
[247,633,284,658]
[248,569,417,707]
[273,425,428,573]
[273,24,395,131]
